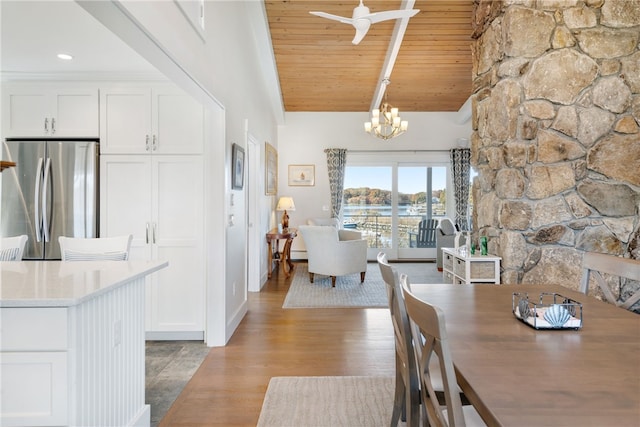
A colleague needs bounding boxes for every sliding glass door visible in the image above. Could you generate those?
[343,153,450,260]
[342,166,393,250]
[397,165,447,259]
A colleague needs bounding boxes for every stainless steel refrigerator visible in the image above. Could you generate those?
[1,138,99,259]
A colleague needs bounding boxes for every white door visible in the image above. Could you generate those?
[50,89,99,136]
[100,85,205,155]
[150,156,204,333]
[100,88,151,154]
[154,88,204,154]
[246,134,261,292]
[100,154,204,335]
[99,155,153,261]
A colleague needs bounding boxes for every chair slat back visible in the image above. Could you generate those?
[579,252,640,310]
[0,235,28,261]
[417,219,438,248]
[401,274,466,427]
[376,252,420,426]
[377,253,416,374]
[59,235,132,261]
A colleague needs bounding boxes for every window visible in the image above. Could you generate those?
[342,152,451,259]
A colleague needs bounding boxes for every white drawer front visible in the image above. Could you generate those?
[1,308,67,351]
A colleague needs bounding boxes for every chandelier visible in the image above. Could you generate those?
[364,87,408,140]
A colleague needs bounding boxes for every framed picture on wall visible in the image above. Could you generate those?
[265,142,277,195]
[288,164,315,186]
[232,143,244,190]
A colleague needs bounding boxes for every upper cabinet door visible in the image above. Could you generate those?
[2,85,99,138]
[154,88,204,154]
[100,88,152,154]
[100,84,204,155]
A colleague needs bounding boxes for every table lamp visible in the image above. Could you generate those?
[276,196,296,230]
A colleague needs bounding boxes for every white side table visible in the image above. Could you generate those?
[442,247,501,284]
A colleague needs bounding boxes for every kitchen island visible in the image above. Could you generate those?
[0,260,168,427]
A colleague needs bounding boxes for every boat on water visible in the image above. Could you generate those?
[406,205,427,216]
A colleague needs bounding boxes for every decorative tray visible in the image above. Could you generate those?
[512,292,583,330]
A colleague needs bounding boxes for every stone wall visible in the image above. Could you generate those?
[469,0,640,306]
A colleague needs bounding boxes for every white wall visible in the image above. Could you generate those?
[277,112,472,256]
[82,0,280,345]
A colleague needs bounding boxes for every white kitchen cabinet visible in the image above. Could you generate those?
[1,262,164,427]
[100,85,204,155]
[2,84,98,137]
[100,154,204,338]
[442,247,501,284]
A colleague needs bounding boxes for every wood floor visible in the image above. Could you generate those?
[158,262,395,426]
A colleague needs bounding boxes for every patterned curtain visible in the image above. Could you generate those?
[324,148,348,219]
[450,148,471,231]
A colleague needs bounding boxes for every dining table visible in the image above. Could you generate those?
[410,283,640,427]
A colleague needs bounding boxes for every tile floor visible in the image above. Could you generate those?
[146,340,210,427]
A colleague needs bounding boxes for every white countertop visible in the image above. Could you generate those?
[0,260,168,307]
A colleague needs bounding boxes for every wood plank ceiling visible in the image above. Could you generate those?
[264,0,474,113]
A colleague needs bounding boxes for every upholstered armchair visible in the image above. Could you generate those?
[298,225,368,287]
[307,217,340,227]
[436,218,462,271]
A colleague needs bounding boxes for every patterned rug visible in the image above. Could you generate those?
[257,376,396,427]
[282,261,443,309]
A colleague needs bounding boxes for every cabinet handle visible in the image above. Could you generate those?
[145,135,150,151]
[146,222,150,244]
[152,135,157,151]
[153,223,157,243]
[44,118,49,133]
[51,118,56,134]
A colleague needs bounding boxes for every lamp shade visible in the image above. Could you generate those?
[276,196,296,211]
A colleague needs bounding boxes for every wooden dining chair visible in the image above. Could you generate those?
[377,252,421,427]
[579,252,640,311]
[401,274,485,427]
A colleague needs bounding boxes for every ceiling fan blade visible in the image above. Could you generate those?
[351,19,372,45]
[366,9,419,24]
[309,11,353,25]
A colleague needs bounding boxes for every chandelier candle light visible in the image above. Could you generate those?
[276,196,296,231]
[364,81,408,140]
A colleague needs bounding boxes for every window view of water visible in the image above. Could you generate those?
[343,165,447,249]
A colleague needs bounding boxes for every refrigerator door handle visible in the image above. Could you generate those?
[42,157,52,242]
[34,157,44,242]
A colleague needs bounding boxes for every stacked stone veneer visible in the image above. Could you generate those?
[469,0,640,306]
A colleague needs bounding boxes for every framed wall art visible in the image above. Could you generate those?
[288,164,315,186]
[265,142,278,195]
[231,143,244,190]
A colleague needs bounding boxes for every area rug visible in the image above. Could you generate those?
[256,376,396,427]
[283,262,443,309]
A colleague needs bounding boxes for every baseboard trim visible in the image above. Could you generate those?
[129,404,150,426]
[146,331,204,341]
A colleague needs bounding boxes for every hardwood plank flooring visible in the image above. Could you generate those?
[158,262,395,426]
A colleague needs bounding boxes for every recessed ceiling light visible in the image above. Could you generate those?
[57,53,73,60]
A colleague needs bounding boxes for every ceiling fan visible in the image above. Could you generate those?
[310,0,420,45]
